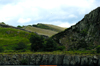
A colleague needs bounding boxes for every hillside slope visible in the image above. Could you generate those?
[32,23,65,32]
[52,7,100,50]
[25,23,66,37]
[0,26,31,51]
[25,26,58,37]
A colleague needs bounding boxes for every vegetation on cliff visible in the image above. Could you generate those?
[52,7,100,52]
[0,25,65,53]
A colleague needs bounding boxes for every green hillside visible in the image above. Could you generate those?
[25,23,66,37]
[43,24,65,32]
[0,26,31,52]
[25,26,58,37]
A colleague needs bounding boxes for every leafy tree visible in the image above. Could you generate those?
[29,33,45,51]
[29,33,65,52]
[0,22,5,24]
[43,38,58,51]
[57,46,66,51]
[17,25,22,28]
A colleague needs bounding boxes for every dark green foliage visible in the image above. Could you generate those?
[43,38,58,51]
[0,46,4,52]
[29,33,45,51]
[17,25,22,28]
[32,23,52,30]
[96,45,100,53]
[20,59,28,65]
[57,46,66,51]
[0,22,5,24]
[14,41,27,51]
[32,23,61,32]
[29,33,65,52]
[80,29,88,36]
[77,39,88,50]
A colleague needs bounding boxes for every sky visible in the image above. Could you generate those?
[0,0,100,28]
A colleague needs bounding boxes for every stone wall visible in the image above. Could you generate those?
[0,54,100,66]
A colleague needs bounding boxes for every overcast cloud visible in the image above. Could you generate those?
[0,0,100,27]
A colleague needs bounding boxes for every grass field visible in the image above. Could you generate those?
[0,27,31,51]
[0,50,98,55]
[44,24,66,32]
[25,26,58,37]
[24,24,66,37]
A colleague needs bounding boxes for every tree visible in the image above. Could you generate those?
[43,38,58,51]
[0,22,5,24]
[29,33,45,51]
[17,25,22,28]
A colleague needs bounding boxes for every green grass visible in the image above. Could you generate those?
[0,27,31,51]
[24,24,66,37]
[0,50,98,55]
[0,26,98,55]
[25,26,58,37]
[44,24,66,32]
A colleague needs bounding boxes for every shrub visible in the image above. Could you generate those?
[15,41,27,50]
[17,25,22,28]
[57,46,66,51]
[29,33,45,51]
[0,46,4,52]
[1,22,5,24]
[96,45,100,53]
[43,38,58,51]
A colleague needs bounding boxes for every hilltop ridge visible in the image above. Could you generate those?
[52,7,100,50]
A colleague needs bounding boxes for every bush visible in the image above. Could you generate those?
[43,38,58,51]
[29,33,60,52]
[15,41,27,50]
[29,33,45,51]
[1,22,5,24]
[57,46,66,51]
[17,25,22,28]
[0,46,4,52]
[96,45,100,53]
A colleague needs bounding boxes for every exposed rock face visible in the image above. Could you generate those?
[0,54,100,66]
[52,7,100,50]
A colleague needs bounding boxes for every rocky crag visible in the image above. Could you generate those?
[0,54,100,66]
[52,7,100,50]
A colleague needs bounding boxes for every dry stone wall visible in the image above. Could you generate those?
[0,54,100,66]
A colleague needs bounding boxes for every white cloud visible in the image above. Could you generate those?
[18,18,31,23]
[68,14,77,18]
[58,22,76,28]
[0,0,99,27]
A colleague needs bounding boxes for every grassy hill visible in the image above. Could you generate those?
[24,26,58,37]
[0,26,31,52]
[25,23,66,37]
[0,23,66,52]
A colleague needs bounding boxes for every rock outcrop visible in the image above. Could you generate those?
[0,54,100,66]
[52,7,100,50]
